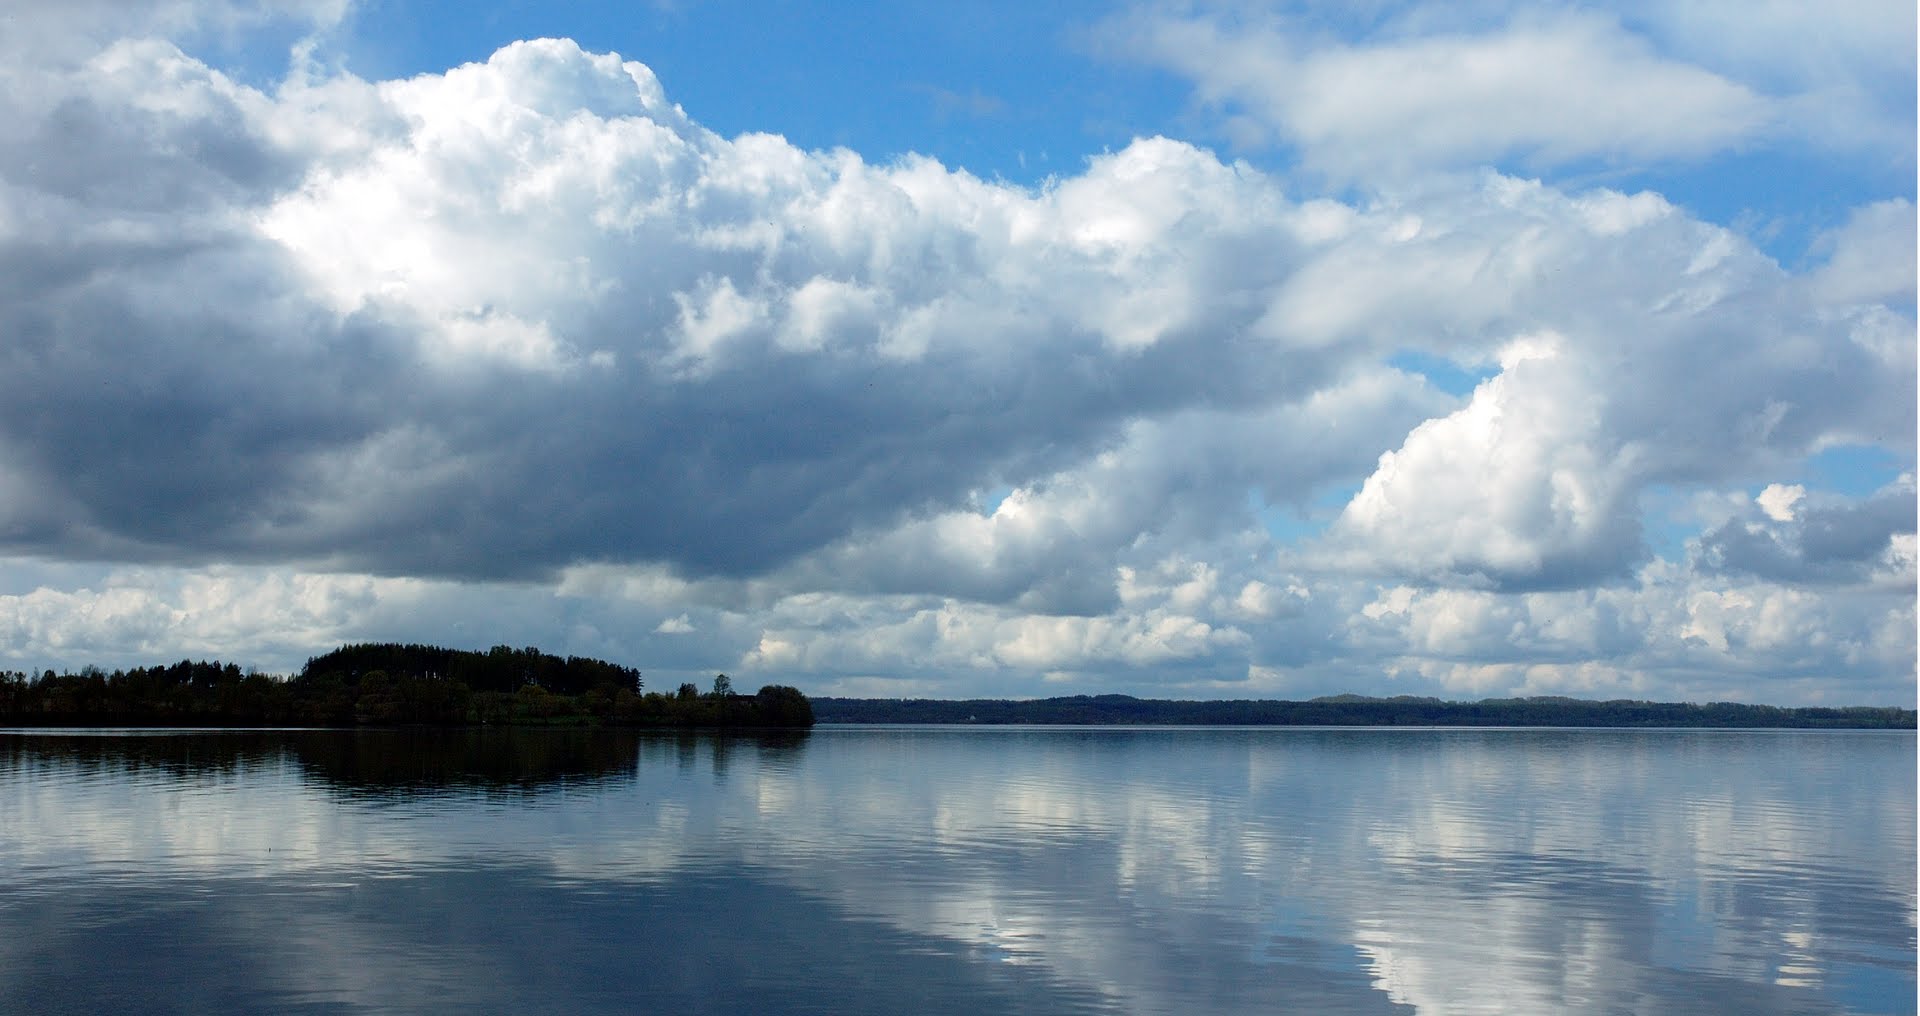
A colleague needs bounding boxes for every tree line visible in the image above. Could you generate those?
[810,693,1915,728]
[0,643,812,728]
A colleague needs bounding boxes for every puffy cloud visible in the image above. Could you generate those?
[741,594,1253,688]
[1329,335,1643,589]
[1695,477,1917,587]
[5,38,1386,582]
[1346,556,1914,704]
[1755,483,1805,523]
[764,368,1448,614]
[0,565,399,668]
[1313,181,1911,590]
[0,556,760,685]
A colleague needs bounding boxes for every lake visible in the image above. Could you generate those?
[0,726,1911,1014]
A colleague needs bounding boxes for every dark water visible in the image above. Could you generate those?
[0,727,1911,1015]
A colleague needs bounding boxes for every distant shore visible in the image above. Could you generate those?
[811,694,1915,729]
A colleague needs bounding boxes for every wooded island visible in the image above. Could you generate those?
[0,643,813,728]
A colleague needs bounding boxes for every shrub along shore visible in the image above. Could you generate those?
[0,643,812,728]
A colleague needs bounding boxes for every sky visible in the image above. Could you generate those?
[0,0,1912,704]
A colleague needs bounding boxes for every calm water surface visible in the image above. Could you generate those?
[0,726,1911,1014]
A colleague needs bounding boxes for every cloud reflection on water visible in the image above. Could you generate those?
[0,728,1910,1015]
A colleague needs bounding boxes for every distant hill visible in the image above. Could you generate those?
[810,694,1914,729]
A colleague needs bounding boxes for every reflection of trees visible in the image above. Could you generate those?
[0,732,285,783]
[674,731,700,774]
[287,729,645,797]
[744,729,810,761]
[0,729,811,798]
[289,729,809,797]
[654,730,810,782]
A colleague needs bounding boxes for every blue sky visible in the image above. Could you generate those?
[0,0,1912,703]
